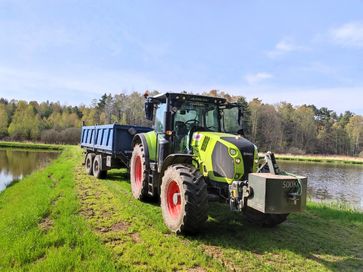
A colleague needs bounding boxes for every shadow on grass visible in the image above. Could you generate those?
[106,169,161,206]
[106,169,129,182]
[188,203,363,271]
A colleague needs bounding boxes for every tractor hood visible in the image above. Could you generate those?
[192,132,258,183]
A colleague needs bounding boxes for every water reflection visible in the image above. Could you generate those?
[278,161,363,210]
[0,149,59,192]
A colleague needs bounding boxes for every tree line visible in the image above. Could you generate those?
[0,90,362,156]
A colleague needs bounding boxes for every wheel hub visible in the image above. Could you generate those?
[172,193,180,205]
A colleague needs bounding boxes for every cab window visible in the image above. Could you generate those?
[154,103,166,133]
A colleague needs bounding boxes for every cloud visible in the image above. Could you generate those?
[267,38,306,58]
[244,72,273,85]
[330,22,363,47]
[0,65,158,105]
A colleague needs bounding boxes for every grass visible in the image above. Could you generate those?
[0,146,116,271]
[0,144,362,271]
[273,153,363,166]
[0,141,63,151]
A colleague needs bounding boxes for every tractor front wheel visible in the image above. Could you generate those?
[130,144,149,200]
[243,207,288,227]
[160,164,208,234]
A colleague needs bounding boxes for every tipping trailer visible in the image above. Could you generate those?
[80,124,152,178]
[81,92,307,234]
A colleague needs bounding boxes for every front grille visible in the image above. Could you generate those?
[212,142,234,179]
[221,137,255,180]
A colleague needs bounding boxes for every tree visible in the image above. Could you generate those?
[277,102,296,151]
[8,101,41,140]
[0,104,8,137]
[249,98,263,143]
[346,115,363,155]
[292,106,317,153]
[257,105,283,151]
[237,96,251,137]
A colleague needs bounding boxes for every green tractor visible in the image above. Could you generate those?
[130,92,307,234]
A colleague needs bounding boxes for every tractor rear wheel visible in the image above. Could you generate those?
[243,207,288,227]
[160,164,208,234]
[85,153,95,175]
[93,155,107,179]
[130,144,149,200]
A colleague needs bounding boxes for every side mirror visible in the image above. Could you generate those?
[145,101,154,121]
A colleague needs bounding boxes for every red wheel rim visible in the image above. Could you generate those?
[166,180,181,219]
[134,156,142,189]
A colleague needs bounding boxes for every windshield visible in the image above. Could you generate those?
[173,101,220,131]
[171,101,242,152]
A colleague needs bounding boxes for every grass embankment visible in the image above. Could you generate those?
[0,141,63,151]
[1,145,362,271]
[0,146,115,271]
[274,153,363,165]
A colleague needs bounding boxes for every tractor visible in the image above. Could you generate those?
[128,92,307,233]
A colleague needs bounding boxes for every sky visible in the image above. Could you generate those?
[0,0,362,114]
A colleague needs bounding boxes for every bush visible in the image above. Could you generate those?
[41,128,81,145]
[287,147,306,155]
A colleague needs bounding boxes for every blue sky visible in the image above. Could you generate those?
[0,0,362,114]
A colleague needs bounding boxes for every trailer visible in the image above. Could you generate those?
[80,124,152,178]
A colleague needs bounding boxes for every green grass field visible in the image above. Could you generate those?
[0,145,362,271]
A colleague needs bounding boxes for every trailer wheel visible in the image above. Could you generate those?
[160,164,208,234]
[85,153,95,175]
[130,144,149,200]
[243,207,288,227]
[93,155,107,179]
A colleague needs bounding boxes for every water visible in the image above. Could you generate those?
[278,161,363,210]
[0,149,59,192]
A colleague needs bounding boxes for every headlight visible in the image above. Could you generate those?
[235,158,241,164]
[229,148,237,156]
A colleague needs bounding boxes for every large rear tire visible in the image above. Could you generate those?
[243,207,288,227]
[130,144,149,200]
[85,153,95,175]
[160,164,208,234]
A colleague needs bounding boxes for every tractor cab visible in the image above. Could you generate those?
[145,92,244,154]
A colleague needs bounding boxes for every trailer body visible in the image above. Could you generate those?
[80,124,152,168]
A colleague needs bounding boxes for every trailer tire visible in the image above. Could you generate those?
[85,153,95,175]
[130,144,149,200]
[93,155,107,179]
[160,164,208,234]
[243,207,288,227]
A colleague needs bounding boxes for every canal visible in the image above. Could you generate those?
[279,160,363,210]
[0,149,59,192]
